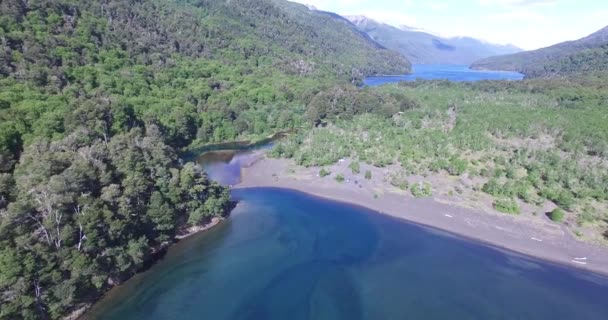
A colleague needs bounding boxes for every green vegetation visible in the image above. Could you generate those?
[274,77,608,237]
[349,161,361,174]
[335,174,345,183]
[319,168,331,177]
[494,198,521,215]
[388,171,409,190]
[0,0,410,318]
[472,26,608,77]
[550,208,566,222]
[410,182,433,198]
[0,0,605,318]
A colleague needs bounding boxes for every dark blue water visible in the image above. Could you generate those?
[364,64,524,86]
[90,188,608,319]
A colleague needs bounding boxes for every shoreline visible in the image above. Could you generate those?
[76,217,226,320]
[235,156,608,276]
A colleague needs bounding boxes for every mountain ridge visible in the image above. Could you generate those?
[471,25,608,77]
[346,15,521,65]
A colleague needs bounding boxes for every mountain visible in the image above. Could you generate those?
[347,16,521,65]
[0,0,409,318]
[471,26,608,77]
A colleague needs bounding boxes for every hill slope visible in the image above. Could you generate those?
[0,0,409,318]
[347,16,521,65]
[471,26,608,77]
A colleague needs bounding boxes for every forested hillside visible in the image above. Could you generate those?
[471,26,608,77]
[347,16,521,65]
[0,0,409,318]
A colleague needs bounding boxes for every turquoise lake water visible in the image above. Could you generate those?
[89,68,608,319]
[92,188,608,319]
[364,64,524,86]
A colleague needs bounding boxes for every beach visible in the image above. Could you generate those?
[236,156,608,276]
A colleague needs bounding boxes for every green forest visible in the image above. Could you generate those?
[0,0,409,318]
[471,26,608,77]
[1,0,607,319]
[272,75,608,243]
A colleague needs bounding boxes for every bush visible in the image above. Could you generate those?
[482,178,502,197]
[410,181,432,198]
[365,170,372,180]
[349,161,361,174]
[335,174,345,183]
[554,191,575,211]
[577,207,597,226]
[494,198,520,215]
[319,168,331,177]
[549,208,565,222]
[447,157,468,176]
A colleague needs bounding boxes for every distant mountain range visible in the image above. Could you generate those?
[471,26,608,77]
[346,15,521,65]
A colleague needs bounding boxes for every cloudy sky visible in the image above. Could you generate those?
[291,0,608,50]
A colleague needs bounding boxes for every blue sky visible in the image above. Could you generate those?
[291,0,608,50]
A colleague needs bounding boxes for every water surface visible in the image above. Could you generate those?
[364,64,523,86]
[90,188,608,320]
[195,144,272,185]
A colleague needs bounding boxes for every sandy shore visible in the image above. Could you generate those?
[176,217,224,240]
[236,156,608,276]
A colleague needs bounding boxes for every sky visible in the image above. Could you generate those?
[290,0,608,50]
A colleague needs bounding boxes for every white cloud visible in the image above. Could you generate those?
[290,0,366,11]
[349,10,419,27]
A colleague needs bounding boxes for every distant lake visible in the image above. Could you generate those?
[364,64,524,86]
[89,187,608,319]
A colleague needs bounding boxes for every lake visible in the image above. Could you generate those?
[364,64,524,86]
[88,188,608,319]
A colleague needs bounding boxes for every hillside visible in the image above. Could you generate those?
[471,26,608,77]
[0,0,409,318]
[347,16,521,65]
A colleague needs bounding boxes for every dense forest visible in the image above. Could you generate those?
[0,0,410,318]
[2,0,607,318]
[471,26,608,77]
[272,75,608,243]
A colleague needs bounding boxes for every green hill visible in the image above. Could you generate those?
[0,0,409,318]
[471,26,608,77]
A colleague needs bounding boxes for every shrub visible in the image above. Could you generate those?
[410,181,432,198]
[319,168,331,177]
[577,207,597,226]
[365,170,372,180]
[335,174,345,183]
[482,178,502,197]
[549,208,565,222]
[494,198,520,215]
[554,191,575,211]
[447,157,468,176]
[349,161,361,174]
